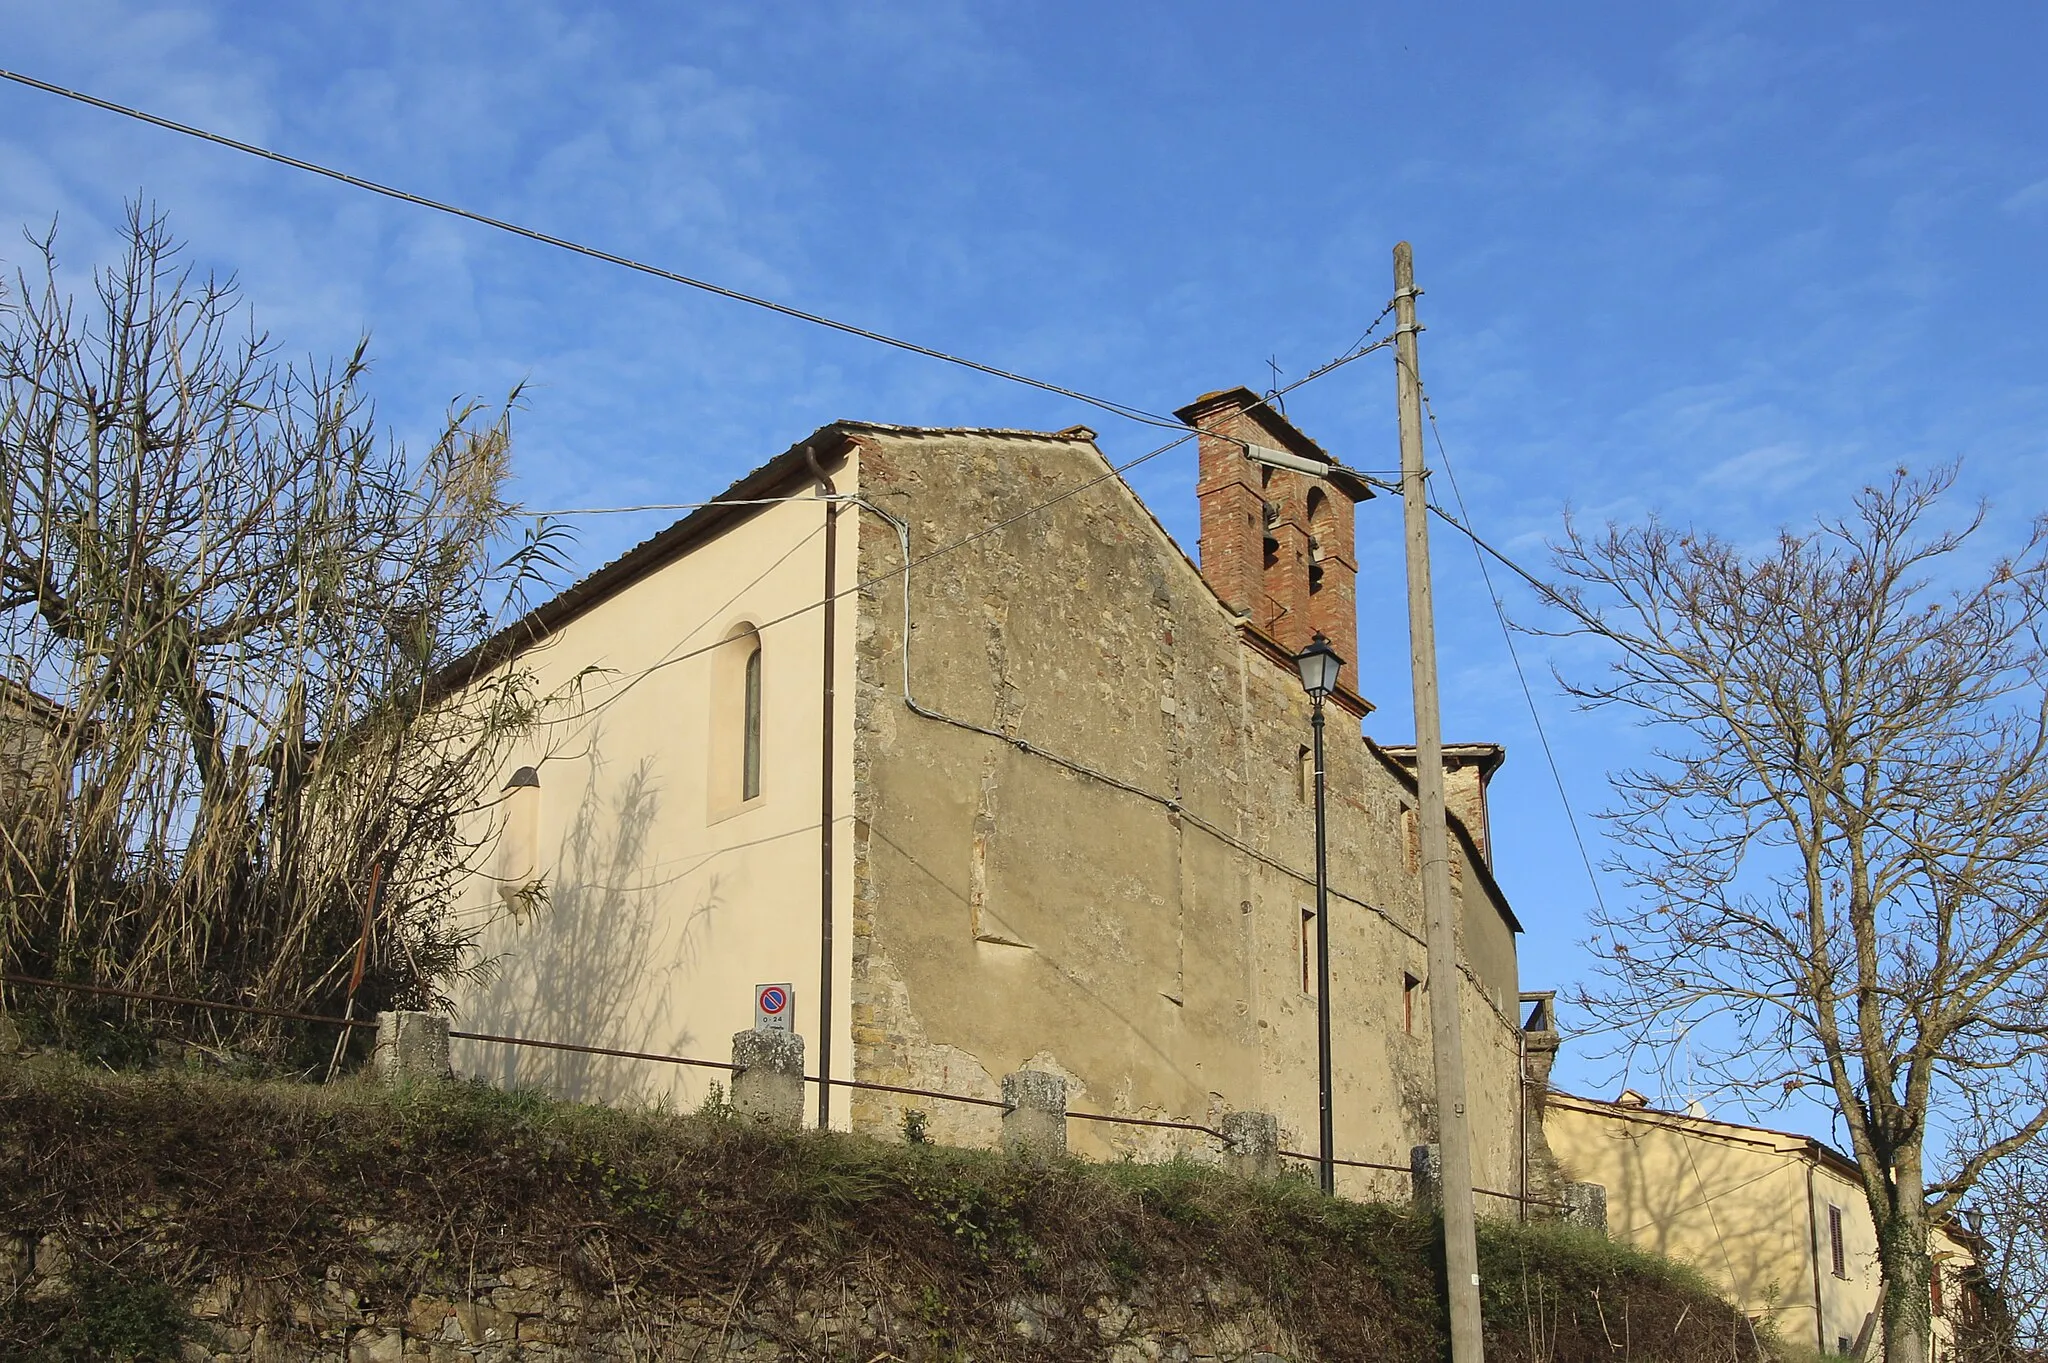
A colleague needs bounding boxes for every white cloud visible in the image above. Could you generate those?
[1698,441,1815,495]
[2004,178,2048,217]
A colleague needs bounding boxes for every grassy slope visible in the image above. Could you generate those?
[0,1056,1758,1362]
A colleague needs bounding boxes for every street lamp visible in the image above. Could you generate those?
[1293,632,1343,1195]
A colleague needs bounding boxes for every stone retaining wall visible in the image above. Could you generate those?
[4,1226,1304,1363]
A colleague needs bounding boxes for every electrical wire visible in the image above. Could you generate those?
[516,496,822,518]
[557,519,827,716]
[0,66,1193,435]
[1412,491,1691,695]
[0,66,1419,538]
[0,64,1422,510]
[1407,372,1608,916]
[1343,368,1743,916]
[535,334,1394,704]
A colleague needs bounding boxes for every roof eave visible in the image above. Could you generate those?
[1174,386,1337,466]
[430,424,856,697]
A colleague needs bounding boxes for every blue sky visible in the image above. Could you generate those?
[2,1,2043,1122]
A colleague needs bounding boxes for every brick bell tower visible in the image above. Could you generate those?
[1178,387,1373,700]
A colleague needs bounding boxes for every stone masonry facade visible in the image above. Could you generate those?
[837,406,1528,1197]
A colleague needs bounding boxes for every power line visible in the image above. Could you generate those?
[640,334,1394,676]
[504,313,1398,524]
[484,329,1393,754]
[541,429,1185,703]
[515,496,818,519]
[560,520,828,715]
[1396,360,1608,916]
[1417,494,1645,665]
[0,66,1195,435]
[0,64,1401,739]
[0,68,1419,532]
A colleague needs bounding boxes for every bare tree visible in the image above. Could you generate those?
[1951,1134,2045,1360]
[1551,467,2048,1363]
[0,206,569,1056]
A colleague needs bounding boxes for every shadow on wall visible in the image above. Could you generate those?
[463,751,695,1104]
[1596,1121,1814,1326]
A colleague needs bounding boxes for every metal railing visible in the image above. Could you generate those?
[0,971,1562,1209]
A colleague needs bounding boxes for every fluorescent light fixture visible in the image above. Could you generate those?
[1239,441,1379,503]
[1242,443,1329,477]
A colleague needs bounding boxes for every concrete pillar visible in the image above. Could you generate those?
[1410,1143,1443,1210]
[1001,1069,1067,1160]
[1221,1111,1280,1180]
[372,1011,450,1084]
[1563,1181,1608,1234]
[730,1030,806,1129]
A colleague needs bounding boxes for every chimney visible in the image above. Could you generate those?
[1380,743,1505,865]
[1178,388,1368,684]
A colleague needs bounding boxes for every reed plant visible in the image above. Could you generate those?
[0,206,569,1062]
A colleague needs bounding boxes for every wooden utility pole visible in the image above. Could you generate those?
[1394,240,1486,1363]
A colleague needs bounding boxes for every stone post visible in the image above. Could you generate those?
[730,1030,806,1128]
[1563,1181,1608,1234]
[1001,1069,1067,1160]
[1410,1143,1443,1210]
[1221,1111,1280,1180]
[372,1011,450,1084]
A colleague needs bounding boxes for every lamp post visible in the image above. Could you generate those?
[1293,631,1344,1195]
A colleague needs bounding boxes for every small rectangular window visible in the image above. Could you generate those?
[1931,1264,1944,1318]
[1403,972,1421,1034]
[1838,1338,1853,1358]
[1297,745,1313,805]
[1300,908,1315,995]
[1829,1204,1846,1279]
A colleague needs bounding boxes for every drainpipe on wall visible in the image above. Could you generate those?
[1808,1156,1828,1354]
[807,447,840,1131]
[1516,1022,1528,1223]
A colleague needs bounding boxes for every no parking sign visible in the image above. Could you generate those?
[754,983,794,1034]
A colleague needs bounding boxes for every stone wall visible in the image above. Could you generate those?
[844,426,1528,1197]
[3,1228,1306,1363]
[0,678,66,815]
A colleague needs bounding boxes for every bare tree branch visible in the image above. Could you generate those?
[1557,467,2048,1363]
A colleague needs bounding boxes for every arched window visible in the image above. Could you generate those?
[742,640,762,801]
[497,765,541,919]
[711,623,765,814]
[1305,489,1330,595]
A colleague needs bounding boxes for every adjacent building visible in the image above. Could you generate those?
[0,677,73,815]
[436,389,1534,1196]
[1544,1089,1988,1360]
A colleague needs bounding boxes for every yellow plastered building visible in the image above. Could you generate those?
[1544,1091,1986,1360]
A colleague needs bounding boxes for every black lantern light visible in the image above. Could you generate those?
[1294,633,1344,699]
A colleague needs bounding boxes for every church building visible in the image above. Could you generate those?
[436,387,1536,1197]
